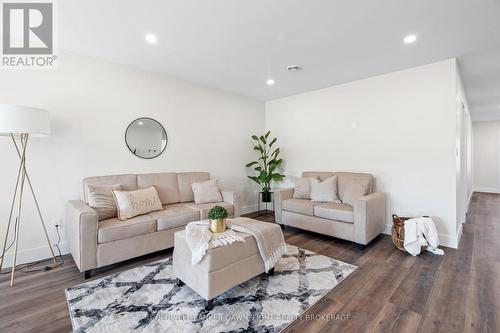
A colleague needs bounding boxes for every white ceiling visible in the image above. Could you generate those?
[59,0,500,120]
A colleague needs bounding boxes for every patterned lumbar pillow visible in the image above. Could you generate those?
[310,176,340,203]
[292,177,318,199]
[191,179,223,204]
[112,187,163,220]
[88,184,122,221]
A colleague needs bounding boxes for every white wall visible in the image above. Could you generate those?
[473,121,500,192]
[0,51,264,266]
[266,59,461,248]
[454,66,473,241]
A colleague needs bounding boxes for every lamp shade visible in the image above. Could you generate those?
[0,105,50,137]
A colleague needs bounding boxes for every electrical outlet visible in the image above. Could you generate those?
[52,218,62,229]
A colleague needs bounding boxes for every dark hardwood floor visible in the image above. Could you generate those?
[1,192,498,332]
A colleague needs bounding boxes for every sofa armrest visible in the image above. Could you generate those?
[353,192,386,245]
[274,188,294,224]
[221,190,241,217]
[66,200,99,272]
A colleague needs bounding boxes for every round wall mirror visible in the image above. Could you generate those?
[125,117,167,159]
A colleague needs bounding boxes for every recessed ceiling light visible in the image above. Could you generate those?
[138,121,144,125]
[497,105,500,109]
[266,78,275,86]
[403,34,417,44]
[287,65,302,72]
[145,34,157,44]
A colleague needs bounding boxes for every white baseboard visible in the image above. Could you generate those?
[241,204,258,215]
[383,223,459,249]
[456,223,463,248]
[383,223,392,235]
[241,203,275,215]
[1,242,69,269]
[439,233,459,249]
[467,191,473,210]
[473,187,500,194]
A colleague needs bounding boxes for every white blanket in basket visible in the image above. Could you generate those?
[403,217,444,256]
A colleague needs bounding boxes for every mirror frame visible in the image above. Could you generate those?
[125,117,168,159]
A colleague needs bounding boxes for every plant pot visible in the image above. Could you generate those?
[209,218,227,233]
[261,191,273,203]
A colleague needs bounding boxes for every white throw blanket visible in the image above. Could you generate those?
[185,217,287,272]
[403,217,444,256]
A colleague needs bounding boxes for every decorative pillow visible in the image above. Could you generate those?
[310,176,340,203]
[292,177,317,199]
[88,184,122,221]
[191,179,223,204]
[112,187,163,220]
[342,181,369,206]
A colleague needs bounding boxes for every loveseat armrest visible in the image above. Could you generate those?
[221,190,241,217]
[274,188,294,224]
[66,200,99,272]
[353,192,386,245]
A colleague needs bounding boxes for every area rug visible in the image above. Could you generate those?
[65,245,357,332]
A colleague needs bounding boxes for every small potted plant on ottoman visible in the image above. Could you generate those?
[208,206,228,233]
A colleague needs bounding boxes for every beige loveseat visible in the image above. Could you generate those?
[66,172,240,277]
[274,172,386,246]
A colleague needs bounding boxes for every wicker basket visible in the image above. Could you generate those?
[391,214,407,251]
[391,214,428,252]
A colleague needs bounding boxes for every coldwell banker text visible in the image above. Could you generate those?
[1,1,57,68]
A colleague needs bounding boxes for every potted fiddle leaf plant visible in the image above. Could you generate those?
[245,130,285,202]
[208,206,228,233]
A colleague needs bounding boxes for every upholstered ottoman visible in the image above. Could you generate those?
[173,223,280,310]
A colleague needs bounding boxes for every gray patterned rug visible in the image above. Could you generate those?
[65,245,357,332]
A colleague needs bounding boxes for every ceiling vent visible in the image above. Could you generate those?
[287,65,302,72]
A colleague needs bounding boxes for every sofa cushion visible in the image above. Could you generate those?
[334,172,373,202]
[137,173,180,205]
[313,202,354,223]
[282,199,314,216]
[342,182,369,206]
[83,174,137,203]
[149,203,200,231]
[310,176,340,203]
[302,172,334,182]
[183,201,234,220]
[87,184,121,221]
[293,177,317,199]
[177,172,210,202]
[98,215,156,243]
[191,179,223,204]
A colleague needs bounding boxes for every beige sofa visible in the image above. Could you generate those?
[274,172,386,246]
[66,172,240,277]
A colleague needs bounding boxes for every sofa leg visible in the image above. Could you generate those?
[267,267,275,276]
[84,270,91,279]
[205,299,214,311]
[357,244,366,251]
[176,278,184,287]
[279,224,285,230]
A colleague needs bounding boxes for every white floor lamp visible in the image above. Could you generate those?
[0,105,57,286]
